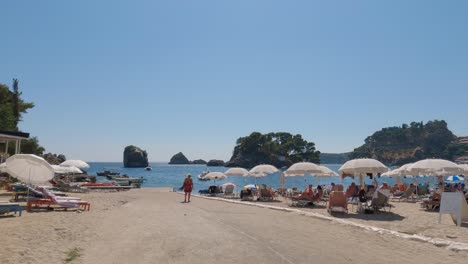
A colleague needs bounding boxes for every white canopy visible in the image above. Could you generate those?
[339,158,389,178]
[51,165,82,174]
[382,163,414,177]
[5,154,54,185]
[60,160,90,169]
[202,172,227,180]
[224,167,249,176]
[247,164,279,177]
[458,164,468,175]
[0,162,6,172]
[284,162,322,177]
[407,159,464,176]
[315,165,339,177]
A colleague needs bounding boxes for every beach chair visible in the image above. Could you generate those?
[366,190,393,213]
[417,186,428,196]
[391,185,417,202]
[276,187,287,197]
[208,186,218,197]
[223,185,235,199]
[11,185,44,201]
[0,202,23,216]
[327,185,348,214]
[258,184,275,201]
[54,179,88,193]
[27,187,90,212]
[240,189,254,201]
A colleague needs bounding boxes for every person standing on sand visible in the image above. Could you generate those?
[183,174,193,203]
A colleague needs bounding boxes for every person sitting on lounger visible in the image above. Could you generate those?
[299,184,314,200]
[345,182,359,199]
[378,182,391,191]
[312,185,323,202]
[293,184,314,201]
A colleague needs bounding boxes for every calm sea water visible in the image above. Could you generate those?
[87,162,433,191]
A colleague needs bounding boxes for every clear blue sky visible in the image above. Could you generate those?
[1,1,467,162]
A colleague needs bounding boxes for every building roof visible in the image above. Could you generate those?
[0,130,30,140]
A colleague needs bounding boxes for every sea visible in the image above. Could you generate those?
[87,162,434,192]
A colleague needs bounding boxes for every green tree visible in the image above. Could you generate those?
[8,136,45,156]
[227,132,320,167]
[0,80,34,131]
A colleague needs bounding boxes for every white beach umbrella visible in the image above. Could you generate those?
[60,160,90,169]
[458,164,468,175]
[445,175,465,182]
[203,172,227,180]
[224,167,249,176]
[339,158,389,177]
[203,171,227,184]
[383,163,414,177]
[381,169,400,177]
[284,162,322,177]
[407,159,464,176]
[51,165,82,174]
[339,158,389,187]
[247,164,279,177]
[285,162,337,188]
[5,154,54,185]
[0,162,6,172]
[315,165,339,177]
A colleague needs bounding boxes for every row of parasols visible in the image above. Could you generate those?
[0,154,90,185]
[200,158,468,186]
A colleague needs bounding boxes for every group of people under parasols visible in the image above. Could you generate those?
[292,184,323,203]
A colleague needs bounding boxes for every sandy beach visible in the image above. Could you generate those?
[1,188,467,264]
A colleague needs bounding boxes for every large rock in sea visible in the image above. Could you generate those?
[43,153,66,165]
[123,145,149,168]
[207,159,225,166]
[191,159,207,165]
[169,152,190,164]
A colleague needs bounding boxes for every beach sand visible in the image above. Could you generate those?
[0,188,467,264]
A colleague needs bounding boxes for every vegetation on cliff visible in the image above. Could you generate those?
[349,120,466,166]
[0,79,45,155]
[320,153,350,164]
[226,132,320,168]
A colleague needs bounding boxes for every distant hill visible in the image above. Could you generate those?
[348,120,467,166]
[320,153,350,164]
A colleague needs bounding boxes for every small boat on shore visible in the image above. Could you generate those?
[197,170,211,181]
[106,175,145,184]
[96,170,120,177]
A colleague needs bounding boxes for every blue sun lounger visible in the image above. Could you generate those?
[0,202,23,216]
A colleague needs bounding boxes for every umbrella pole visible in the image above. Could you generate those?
[26,167,31,206]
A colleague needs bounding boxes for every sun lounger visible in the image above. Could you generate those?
[27,187,90,212]
[420,192,441,211]
[366,190,393,212]
[27,198,90,212]
[240,189,254,201]
[276,187,287,197]
[391,185,417,202]
[0,202,22,216]
[258,184,275,201]
[55,179,89,193]
[327,185,348,214]
[223,185,235,198]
